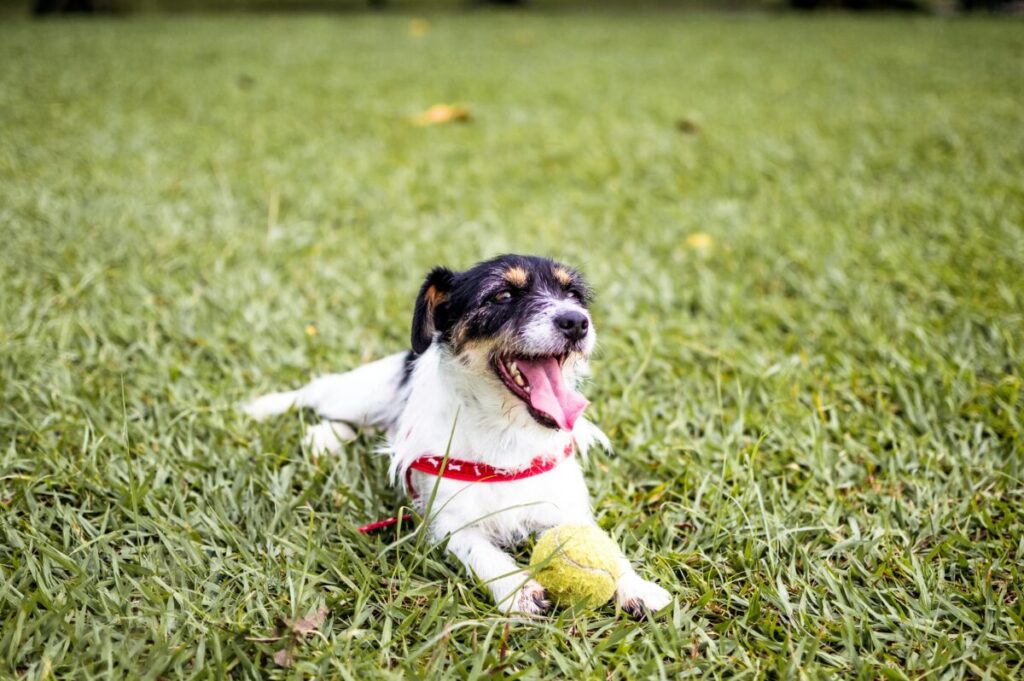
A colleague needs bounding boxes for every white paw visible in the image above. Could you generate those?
[616,573,672,619]
[241,391,297,420]
[303,422,356,455]
[501,579,549,617]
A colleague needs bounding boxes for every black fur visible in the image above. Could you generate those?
[410,266,456,355]
[410,254,591,355]
[399,350,418,387]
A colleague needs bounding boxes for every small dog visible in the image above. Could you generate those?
[244,254,671,617]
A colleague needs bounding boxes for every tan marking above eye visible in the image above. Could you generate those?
[553,267,573,286]
[504,266,528,287]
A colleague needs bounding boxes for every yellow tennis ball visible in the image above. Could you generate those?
[529,524,624,608]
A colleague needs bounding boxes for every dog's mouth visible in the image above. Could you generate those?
[492,354,589,431]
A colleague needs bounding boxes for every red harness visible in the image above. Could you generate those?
[357,442,575,534]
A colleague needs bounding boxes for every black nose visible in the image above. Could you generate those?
[554,310,589,341]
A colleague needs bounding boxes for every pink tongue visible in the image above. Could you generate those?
[515,357,589,431]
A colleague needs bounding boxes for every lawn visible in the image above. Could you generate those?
[1,10,1023,679]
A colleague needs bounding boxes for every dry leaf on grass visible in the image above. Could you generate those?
[286,606,328,637]
[685,232,713,254]
[675,118,700,134]
[411,104,471,127]
[273,648,295,668]
[409,19,430,37]
[271,606,328,667]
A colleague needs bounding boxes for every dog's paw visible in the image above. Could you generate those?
[303,422,356,455]
[503,580,550,617]
[241,391,297,421]
[616,573,672,620]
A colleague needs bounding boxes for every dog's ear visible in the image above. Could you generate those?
[411,266,455,355]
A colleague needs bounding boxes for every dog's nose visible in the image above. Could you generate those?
[554,310,589,341]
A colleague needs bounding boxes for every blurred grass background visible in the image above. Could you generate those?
[10,0,1014,16]
[1,9,1023,680]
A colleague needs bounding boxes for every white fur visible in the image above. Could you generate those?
[243,336,670,617]
[521,297,597,357]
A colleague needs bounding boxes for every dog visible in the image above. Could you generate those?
[244,254,672,617]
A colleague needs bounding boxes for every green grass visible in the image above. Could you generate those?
[1,11,1023,679]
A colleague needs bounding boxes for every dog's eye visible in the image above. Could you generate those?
[492,291,513,304]
[565,289,579,300]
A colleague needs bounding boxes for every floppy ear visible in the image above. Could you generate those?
[411,266,455,355]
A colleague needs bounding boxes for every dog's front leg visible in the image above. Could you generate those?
[443,527,548,616]
[614,556,673,619]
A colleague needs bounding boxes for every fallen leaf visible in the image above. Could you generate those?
[409,18,430,36]
[286,605,328,636]
[411,104,471,127]
[685,232,713,254]
[675,118,700,134]
[273,649,295,668]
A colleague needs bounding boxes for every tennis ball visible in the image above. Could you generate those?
[529,524,624,608]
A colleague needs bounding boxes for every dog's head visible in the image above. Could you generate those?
[411,254,595,431]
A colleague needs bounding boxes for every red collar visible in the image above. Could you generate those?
[357,441,575,534]
[406,441,574,484]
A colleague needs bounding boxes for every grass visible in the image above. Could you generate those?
[1,10,1023,679]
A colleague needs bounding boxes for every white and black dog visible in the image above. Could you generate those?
[244,254,671,617]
